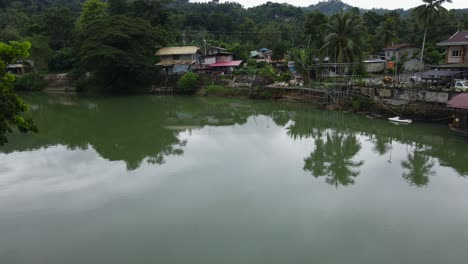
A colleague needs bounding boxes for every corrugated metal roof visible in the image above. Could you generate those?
[155,46,200,56]
[210,60,243,67]
[447,93,468,109]
[437,31,468,46]
[156,60,196,66]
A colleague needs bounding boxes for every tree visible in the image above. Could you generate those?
[40,6,75,49]
[74,15,168,92]
[0,41,37,145]
[26,34,53,72]
[304,10,328,50]
[108,0,128,15]
[177,72,199,93]
[412,0,452,65]
[257,22,282,49]
[288,48,315,83]
[320,11,367,63]
[76,0,108,30]
[131,0,172,26]
[379,17,398,48]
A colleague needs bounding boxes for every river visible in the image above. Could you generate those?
[1,94,468,264]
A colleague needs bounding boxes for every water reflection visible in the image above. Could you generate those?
[401,146,436,187]
[304,131,363,187]
[2,94,468,186]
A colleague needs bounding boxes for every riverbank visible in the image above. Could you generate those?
[35,73,456,123]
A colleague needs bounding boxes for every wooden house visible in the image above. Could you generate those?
[155,46,202,75]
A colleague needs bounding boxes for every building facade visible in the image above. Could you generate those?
[437,31,468,65]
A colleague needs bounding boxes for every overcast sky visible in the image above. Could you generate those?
[190,0,468,10]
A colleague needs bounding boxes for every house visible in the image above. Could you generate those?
[202,47,235,65]
[384,44,421,71]
[194,47,242,74]
[155,46,202,75]
[362,59,386,73]
[6,61,33,75]
[436,31,468,67]
[384,44,419,61]
[251,48,273,63]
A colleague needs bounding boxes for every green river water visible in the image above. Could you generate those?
[1,94,468,264]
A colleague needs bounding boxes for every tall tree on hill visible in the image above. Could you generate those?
[109,0,128,15]
[74,15,168,92]
[412,0,452,66]
[320,11,367,63]
[379,17,398,48]
[76,0,108,29]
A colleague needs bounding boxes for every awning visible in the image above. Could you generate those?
[434,63,468,69]
[210,60,243,67]
[447,93,468,110]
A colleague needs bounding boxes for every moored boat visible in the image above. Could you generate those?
[449,124,468,138]
[388,116,413,124]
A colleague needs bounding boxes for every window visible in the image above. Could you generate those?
[452,49,460,57]
[173,55,180,60]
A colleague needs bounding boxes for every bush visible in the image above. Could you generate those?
[177,72,200,93]
[14,73,47,91]
[256,61,268,68]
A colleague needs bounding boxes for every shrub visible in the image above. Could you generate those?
[256,61,268,68]
[177,72,200,93]
[14,73,47,91]
[203,85,247,96]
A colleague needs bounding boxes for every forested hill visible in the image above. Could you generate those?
[304,0,408,16]
[1,0,467,93]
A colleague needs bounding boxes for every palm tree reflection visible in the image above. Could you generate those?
[401,147,435,187]
[304,131,364,187]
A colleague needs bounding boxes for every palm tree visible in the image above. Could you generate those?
[412,0,452,65]
[320,11,367,63]
[379,17,398,48]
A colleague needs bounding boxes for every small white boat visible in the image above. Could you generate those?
[388,116,412,124]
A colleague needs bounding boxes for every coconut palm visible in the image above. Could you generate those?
[379,17,398,48]
[412,0,452,65]
[319,11,367,63]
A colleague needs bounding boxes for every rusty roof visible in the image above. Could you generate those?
[384,44,418,50]
[447,93,468,109]
[437,31,468,46]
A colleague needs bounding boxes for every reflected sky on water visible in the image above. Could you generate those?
[1,94,467,264]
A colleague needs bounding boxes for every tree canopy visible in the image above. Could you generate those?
[0,41,37,145]
[74,15,168,92]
